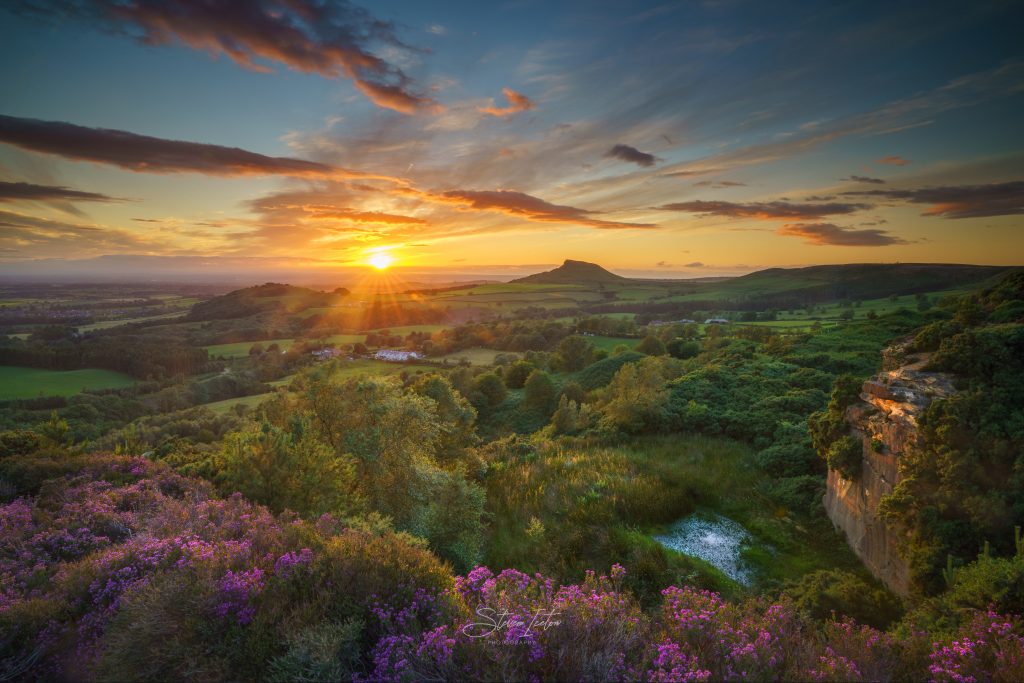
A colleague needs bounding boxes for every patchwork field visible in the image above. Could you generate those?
[78,311,188,332]
[585,335,640,352]
[438,347,509,365]
[204,337,299,358]
[0,366,135,399]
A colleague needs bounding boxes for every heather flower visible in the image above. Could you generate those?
[809,646,863,681]
[416,625,456,668]
[0,498,34,539]
[215,567,265,625]
[274,547,314,578]
[646,641,712,682]
[369,633,417,682]
[927,609,1024,683]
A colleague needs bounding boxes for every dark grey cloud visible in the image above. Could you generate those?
[777,223,909,246]
[657,199,869,220]
[0,115,378,179]
[842,175,886,184]
[8,0,436,114]
[843,181,1023,218]
[0,180,120,203]
[427,189,658,229]
[684,261,705,267]
[605,144,658,167]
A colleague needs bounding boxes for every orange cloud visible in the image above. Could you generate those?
[479,88,537,117]
[353,80,444,116]
[304,208,428,225]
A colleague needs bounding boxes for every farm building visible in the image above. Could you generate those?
[374,349,422,362]
[311,348,343,361]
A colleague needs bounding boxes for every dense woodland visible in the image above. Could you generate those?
[2,268,1023,681]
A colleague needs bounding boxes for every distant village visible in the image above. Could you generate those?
[649,318,730,325]
[311,347,422,363]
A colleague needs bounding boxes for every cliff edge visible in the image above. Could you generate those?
[823,341,957,596]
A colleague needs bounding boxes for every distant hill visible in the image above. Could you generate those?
[187,282,348,321]
[708,263,1011,302]
[513,260,1011,301]
[512,259,628,284]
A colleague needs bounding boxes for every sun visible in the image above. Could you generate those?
[367,252,394,270]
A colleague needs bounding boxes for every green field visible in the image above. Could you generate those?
[204,338,298,358]
[731,287,974,329]
[585,335,639,352]
[79,311,187,332]
[203,392,277,414]
[438,347,509,366]
[0,366,135,399]
[203,327,451,360]
[368,324,450,335]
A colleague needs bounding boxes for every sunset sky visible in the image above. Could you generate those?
[1,0,1022,281]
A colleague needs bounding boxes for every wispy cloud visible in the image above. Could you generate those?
[0,209,159,257]
[9,0,438,114]
[842,175,886,184]
[656,62,1022,178]
[301,208,428,225]
[777,223,910,246]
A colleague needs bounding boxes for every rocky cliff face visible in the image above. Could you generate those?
[823,341,957,596]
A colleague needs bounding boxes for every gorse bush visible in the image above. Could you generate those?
[825,435,862,480]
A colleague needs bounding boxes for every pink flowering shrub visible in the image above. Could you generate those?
[655,586,809,680]
[4,450,1024,682]
[928,610,1024,683]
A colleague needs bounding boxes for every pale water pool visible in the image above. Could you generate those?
[653,513,755,585]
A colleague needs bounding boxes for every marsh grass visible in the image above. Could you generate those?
[484,433,865,603]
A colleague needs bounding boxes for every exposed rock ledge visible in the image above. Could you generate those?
[823,342,956,596]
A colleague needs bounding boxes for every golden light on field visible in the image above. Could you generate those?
[367,252,394,270]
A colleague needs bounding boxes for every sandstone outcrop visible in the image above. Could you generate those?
[823,343,956,596]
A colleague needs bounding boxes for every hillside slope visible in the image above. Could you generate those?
[187,282,348,321]
[706,263,1010,302]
